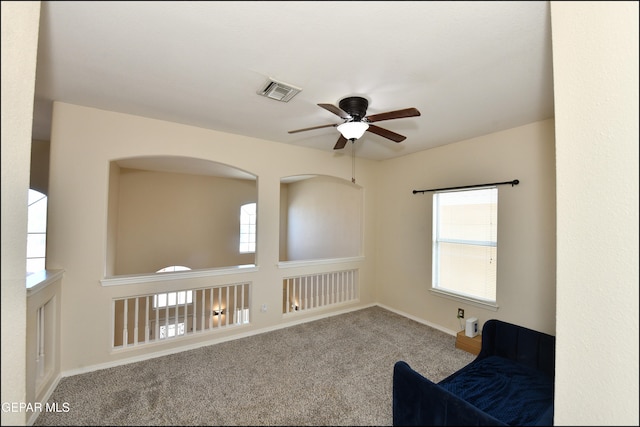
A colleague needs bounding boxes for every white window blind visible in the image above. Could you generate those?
[432,187,498,303]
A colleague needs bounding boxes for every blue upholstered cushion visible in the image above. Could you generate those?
[438,356,554,426]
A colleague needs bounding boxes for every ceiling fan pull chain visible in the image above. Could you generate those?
[352,141,356,184]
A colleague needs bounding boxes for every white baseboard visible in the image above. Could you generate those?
[375,303,459,336]
[27,372,63,426]
[59,302,376,379]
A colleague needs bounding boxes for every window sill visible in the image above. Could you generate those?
[430,288,499,312]
[101,264,258,287]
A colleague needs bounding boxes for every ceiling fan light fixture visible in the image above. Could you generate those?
[337,121,369,140]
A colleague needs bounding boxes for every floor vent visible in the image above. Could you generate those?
[258,78,301,102]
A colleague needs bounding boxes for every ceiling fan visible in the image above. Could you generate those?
[288,96,421,150]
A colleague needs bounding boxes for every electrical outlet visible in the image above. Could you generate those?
[261,304,267,312]
[457,308,464,319]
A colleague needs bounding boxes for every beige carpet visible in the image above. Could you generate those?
[34,306,474,426]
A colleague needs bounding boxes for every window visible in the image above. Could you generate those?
[27,189,48,275]
[153,290,193,309]
[432,187,498,304]
[156,265,191,273]
[153,268,193,309]
[235,308,250,324]
[154,267,193,338]
[239,202,256,253]
[159,323,185,339]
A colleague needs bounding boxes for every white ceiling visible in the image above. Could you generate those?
[32,1,555,162]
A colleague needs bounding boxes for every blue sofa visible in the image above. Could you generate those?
[393,319,555,426]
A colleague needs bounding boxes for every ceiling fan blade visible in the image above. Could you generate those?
[365,107,421,123]
[318,103,352,119]
[333,135,348,150]
[366,124,406,142]
[288,123,337,134]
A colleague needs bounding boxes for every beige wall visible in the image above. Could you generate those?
[3,2,639,425]
[375,119,557,335]
[282,175,362,261]
[279,183,289,260]
[1,2,40,426]
[30,139,50,194]
[46,102,378,371]
[113,168,257,274]
[551,2,639,424]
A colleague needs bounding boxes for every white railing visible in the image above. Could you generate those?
[34,300,55,392]
[27,269,64,413]
[283,269,358,314]
[36,304,46,379]
[113,282,251,349]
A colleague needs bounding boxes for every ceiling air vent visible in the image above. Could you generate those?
[258,78,302,102]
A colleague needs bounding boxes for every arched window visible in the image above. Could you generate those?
[239,202,256,253]
[27,189,48,275]
[156,265,191,273]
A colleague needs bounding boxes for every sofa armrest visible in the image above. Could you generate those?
[477,319,555,378]
[392,361,506,426]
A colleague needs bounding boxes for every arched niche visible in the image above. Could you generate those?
[106,156,257,276]
[279,174,363,262]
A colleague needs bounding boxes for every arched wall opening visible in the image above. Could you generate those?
[106,156,257,276]
[279,174,363,262]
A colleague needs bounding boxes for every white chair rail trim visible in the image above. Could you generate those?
[277,256,364,269]
[101,265,258,287]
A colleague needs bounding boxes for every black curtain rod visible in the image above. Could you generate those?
[412,179,520,194]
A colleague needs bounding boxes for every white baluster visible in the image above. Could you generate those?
[123,299,129,346]
[134,297,139,345]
